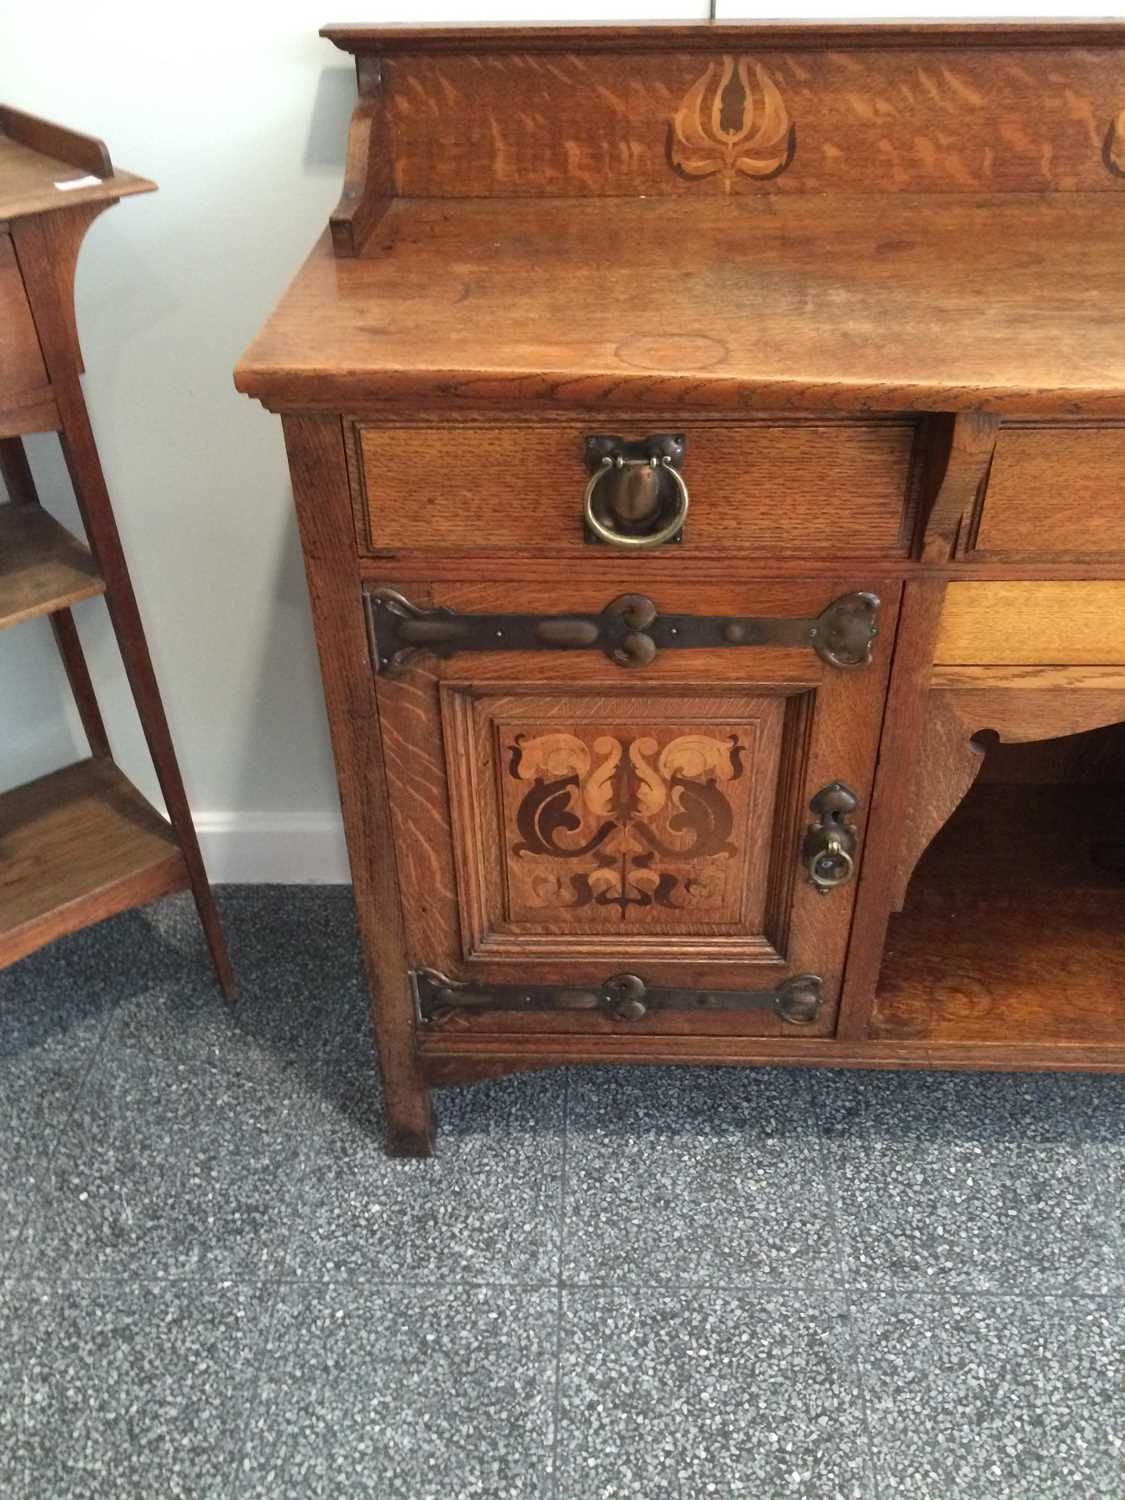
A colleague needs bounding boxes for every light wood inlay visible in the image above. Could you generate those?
[935,582,1125,665]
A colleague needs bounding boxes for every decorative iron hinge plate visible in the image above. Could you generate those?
[413,969,824,1026]
[367,588,879,674]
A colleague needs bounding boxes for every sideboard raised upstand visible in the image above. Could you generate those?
[237,21,1125,1154]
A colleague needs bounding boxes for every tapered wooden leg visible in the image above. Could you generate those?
[0,434,36,503]
[52,386,237,1000]
[49,610,112,758]
[383,1074,436,1158]
[0,436,111,758]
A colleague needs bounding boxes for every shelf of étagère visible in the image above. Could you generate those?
[0,502,105,628]
[0,757,188,969]
[873,783,1125,1047]
[0,104,154,221]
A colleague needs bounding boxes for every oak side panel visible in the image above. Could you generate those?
[283,414,433,1155]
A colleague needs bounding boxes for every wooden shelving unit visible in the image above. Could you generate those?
[0,501,105,626]
[0,759,186,966]
[0,106,234,993]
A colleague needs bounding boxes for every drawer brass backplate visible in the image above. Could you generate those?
[367,588,880,674]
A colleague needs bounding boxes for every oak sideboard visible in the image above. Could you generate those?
[237,21,1125,1155]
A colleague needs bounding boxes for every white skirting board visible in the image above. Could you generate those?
[193,812,351,884]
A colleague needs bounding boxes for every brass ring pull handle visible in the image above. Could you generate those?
[802,782,860,895]
[806,835,855,890]
[584,456,690,549]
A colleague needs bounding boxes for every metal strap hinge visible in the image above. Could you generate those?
[368,589,879,674]
[412,969,824,1026]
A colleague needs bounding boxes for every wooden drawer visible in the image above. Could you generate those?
[347,416,919,559]
[962,424,1125,563]
[935,582,1125,665]
[0,233,48,401]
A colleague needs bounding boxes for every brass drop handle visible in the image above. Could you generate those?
[583,434,690,549]
[807,836,855,890]
[802,782,860,894]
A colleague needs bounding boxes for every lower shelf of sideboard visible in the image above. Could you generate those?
[871,780,1125,1048]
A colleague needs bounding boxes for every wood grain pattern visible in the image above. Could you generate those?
[935,581,1125,664]
[0,501,104,628]
[374,576,899,1040]
[932,664,1125,690]
[919,410,997,562]
[323,22,1125,54]
[245,22,1125,1133]
[892,686,1125,909]
[836,577,947,1038]
[875,782,1125,1045]
[284,414,434,1155]
[377,46,1125,200]
[0,233,48,399]
[235,195,1125,417]
[966,426,1125,562]
[0,105,112,178]
[418,1034,1125,1077]
[329,56,395,258]
[351,418,919,558]
[0,115,153,223]
[0,758,187,968]
[0,391,59,439]
[443,688,786,955]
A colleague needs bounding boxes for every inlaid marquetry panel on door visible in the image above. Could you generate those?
[373,576,900,1039]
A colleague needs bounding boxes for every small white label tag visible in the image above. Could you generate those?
[54,174,101,191]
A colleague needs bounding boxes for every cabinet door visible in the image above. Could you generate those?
[373,577,899,1038]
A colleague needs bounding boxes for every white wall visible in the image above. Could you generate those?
[1,2,1114,879]
[0,2,706,880]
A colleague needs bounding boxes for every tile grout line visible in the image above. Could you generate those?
[1049,1071,1125,1289]
[0,984,125,1282]
[549,1069,571,1500]
[806,1070,886,1500]
[5,1262,1125,1300]
[216,1032,340,1500]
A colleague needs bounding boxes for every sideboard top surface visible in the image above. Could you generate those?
[320,20,1125,53]
[235,191,1125,416]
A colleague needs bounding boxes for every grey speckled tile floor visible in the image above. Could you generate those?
[1,889,1124,1500]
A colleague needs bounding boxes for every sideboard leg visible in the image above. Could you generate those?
[382,1075,436,1157]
